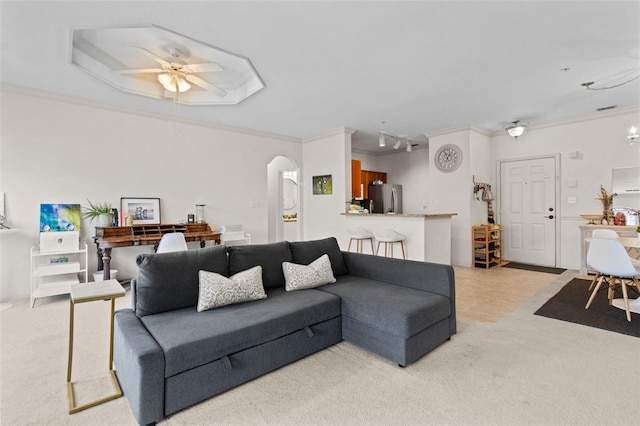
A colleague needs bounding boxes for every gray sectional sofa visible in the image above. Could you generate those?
[114,237,456,425]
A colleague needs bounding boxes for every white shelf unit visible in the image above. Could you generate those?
[30,243,88,308]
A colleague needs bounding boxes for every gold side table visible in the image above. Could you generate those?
[67,279,125,414]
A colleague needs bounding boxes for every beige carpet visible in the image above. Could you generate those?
[1,269,638,425]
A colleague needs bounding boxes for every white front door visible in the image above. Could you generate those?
[499,156,557,266]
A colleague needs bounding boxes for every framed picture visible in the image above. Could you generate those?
[39,204,81,232]
[312,175,332,195]
[121,197,161,225]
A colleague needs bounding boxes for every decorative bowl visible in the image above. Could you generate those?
[580,214,604,225]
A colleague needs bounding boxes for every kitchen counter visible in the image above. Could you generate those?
[342,212,456,218]
[341,212,456,264]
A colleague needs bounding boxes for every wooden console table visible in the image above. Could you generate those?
[94,223,220,280]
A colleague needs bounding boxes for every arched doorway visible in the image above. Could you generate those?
[267,156,300,242]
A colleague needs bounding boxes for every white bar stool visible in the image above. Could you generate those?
[347,228,375,254]
[374,229,406,259]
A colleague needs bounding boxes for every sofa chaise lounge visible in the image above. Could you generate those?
[113,237,456,425]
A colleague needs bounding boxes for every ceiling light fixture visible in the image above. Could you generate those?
[378,133,386,147]
[406,140,412,152]
[505,120,527,140]
[393,139,402,150]
[158,72,191,93]
[628,126,639,143]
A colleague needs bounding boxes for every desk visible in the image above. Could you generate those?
[67,280,125,413]
[94,223,221,279]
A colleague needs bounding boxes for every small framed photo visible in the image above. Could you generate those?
[312,175,332,195]
[121,197,161,225]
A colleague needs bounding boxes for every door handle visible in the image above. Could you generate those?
[544,215,554,219]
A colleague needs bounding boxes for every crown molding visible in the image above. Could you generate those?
[303,126,357,143]
[425,124,492,139]
[0,83,302,143]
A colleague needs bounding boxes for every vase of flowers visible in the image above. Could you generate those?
[596,185,616,224]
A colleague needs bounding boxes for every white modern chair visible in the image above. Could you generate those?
[156,232,188,253]
[585,237,640,322]
[374,229,406,259]
[587,229,640,290]
[347,228,375,254]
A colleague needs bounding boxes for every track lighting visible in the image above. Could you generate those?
[628,126,639,143]
[377,123,416,152]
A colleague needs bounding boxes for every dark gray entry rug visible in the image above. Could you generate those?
[534,278,640,337]
[503,262,566,275]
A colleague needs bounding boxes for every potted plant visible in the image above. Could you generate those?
[82,199,113,227]
[636,225,640,239]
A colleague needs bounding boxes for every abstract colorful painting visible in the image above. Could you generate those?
[40,204,81,232]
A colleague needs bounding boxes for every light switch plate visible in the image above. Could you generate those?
[567,196,577,204]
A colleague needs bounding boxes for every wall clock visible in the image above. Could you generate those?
[434,144,463,173]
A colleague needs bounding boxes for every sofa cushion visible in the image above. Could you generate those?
[197,266,267,312]
[135,245,229,317]
[228,241,292,290]
[318,275,451,338]
[140,287,341,378]
[289,237,347,276]
[283,254,336,291]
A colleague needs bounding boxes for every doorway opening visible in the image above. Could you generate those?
[267,156,300,242]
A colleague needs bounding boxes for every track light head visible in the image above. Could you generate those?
[378,133,386,147]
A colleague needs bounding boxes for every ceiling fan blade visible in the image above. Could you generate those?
[137,47,172,68]
[114,68,164,74]
[184,62,223,73]
[185,75,227,97]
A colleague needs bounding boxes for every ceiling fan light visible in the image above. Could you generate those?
[157,73,191,93]
[176,78,191,93]
[158,73,174,90]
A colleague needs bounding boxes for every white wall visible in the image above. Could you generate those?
[0,87,302,301]
[301,128,354,247]
[427,128,473,267]
[376,148,430,214]
[490,107,640,269]
[351,151,380,171]
[469,130,492,226]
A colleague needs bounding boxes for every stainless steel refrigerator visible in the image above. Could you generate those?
[368,184,402,213]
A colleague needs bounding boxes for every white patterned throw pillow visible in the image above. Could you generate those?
[282,254,336,291]
[197,266,267,312]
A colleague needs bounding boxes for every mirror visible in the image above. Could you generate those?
[282,173,297,211]
[612,167,640,195]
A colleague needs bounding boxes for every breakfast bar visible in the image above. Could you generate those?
[342,213,456,264]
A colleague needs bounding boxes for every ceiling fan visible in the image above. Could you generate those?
[115,47,227,98]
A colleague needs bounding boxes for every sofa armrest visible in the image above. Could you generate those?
[341,251,456,334]
[114,309,165,426]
